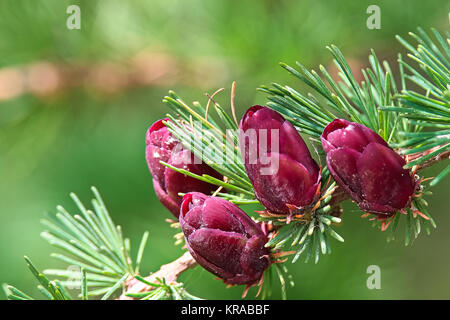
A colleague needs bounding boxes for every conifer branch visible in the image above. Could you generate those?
[120,146,449,297]
[4,23,449,301]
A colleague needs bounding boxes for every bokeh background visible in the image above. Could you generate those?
[0,0,449,299]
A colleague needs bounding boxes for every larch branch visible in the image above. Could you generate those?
[121,145,449,299]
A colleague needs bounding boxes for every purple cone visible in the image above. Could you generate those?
[146,119,222,218]
[239,105,321,214]
[179,192,270,285]
[321,119,416,215]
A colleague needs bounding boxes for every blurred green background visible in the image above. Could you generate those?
[0,0,449,299]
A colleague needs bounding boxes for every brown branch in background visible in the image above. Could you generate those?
[0,48,229,101]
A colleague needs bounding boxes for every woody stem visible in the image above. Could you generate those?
[118,251,197,300]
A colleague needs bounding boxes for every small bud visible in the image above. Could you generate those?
[321,119,416,215]
[239,105,321,214]
[180,192,270,285]
[145,119,222,218]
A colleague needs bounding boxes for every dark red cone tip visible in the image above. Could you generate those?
[239,105,321,214]
[146,119,222,218]
[321,119,416,215]
[179,192,270,285]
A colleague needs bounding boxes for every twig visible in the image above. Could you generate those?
[119,251,197,300]
[410,148,450,171]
